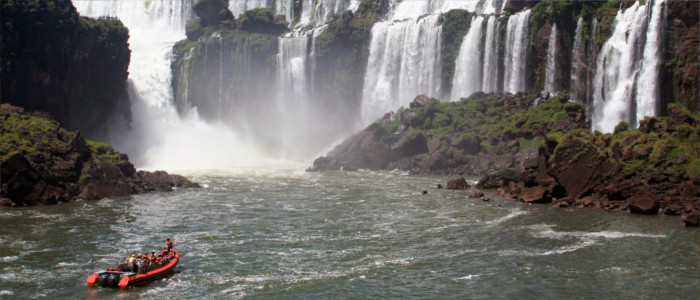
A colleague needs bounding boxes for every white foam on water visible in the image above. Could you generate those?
[0,256,19,263]
[499,224,668,257]
[484,209,528,226]
[455,274,480,281]
[0,290,14,296]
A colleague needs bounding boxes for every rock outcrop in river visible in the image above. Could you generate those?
[308,92,587,175]
[0,105,199,207]
[480,104,700,226]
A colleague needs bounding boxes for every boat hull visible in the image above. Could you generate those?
[86,252,179,288]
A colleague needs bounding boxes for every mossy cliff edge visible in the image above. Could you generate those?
[500,104,699,226]
[0,104,199,207]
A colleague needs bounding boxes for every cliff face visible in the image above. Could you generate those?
[0,104,199,207]
[0,0,131,139]
[495,104,699,225]
[663,0,699,113]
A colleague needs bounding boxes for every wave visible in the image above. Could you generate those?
[483,209,528,226]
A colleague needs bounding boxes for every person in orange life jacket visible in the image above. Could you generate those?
[166,238,174,251]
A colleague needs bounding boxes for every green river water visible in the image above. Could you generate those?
[1,167,698,299]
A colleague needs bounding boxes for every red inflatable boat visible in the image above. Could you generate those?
[86,251,179,288]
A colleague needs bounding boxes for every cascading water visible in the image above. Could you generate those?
[74,0,264,170]
[481,16,500,94]
[570,17,584,103]
[503,9,531,94]
[229,0,273,18]
[361,14,443,124]
[299,0,361,27]
[635,0,666,123]
[591,0,666,132]
[543,23,558,96]
[586,19,597,121]
[451,16,486,101]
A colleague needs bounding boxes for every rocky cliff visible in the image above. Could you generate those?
[308,92,587,175]
[1,0,131,139]
[479,104,699,226]
[0,104,199,207]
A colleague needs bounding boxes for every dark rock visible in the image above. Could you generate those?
[410,94,430,108]
[69,131,92,159]
[421,190,428,195]
[1,153,65,206]
[519,186,547,203]
[79,161,133,200]
[476,169,520,189]
[629,195,660,214]
[482,197,492,202]
[446,177,469,190]
[391,128,428,159]
[521,148,539,170]
[682,210,700,226]
[306,156,341,171]
[469,192,484,198]
[115,160,137,178]
[547,130,611,200]
[437,184,443,189]
[193,0,232,27]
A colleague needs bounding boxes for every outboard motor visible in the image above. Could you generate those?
[98,273,110,287]
[108,273,120,288]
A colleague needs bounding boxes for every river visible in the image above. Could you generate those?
[1,166,698,299]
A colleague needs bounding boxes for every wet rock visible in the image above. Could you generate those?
[476,169,520,189]
[519,186,547,203]
[446,177,469,190]
[437,184,443,189]
[628,195,660,214]
[469,192,484,199]
[682,210,699,226]
[410,94,430,108]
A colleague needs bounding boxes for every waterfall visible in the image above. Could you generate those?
[361,15,442,124]
[299,0,361,27]
[481,16,500,94]
[503,9,531,94]
[591,0,666,132]
[543,23,558,96]
[586,19,597,121]
[73,0,265,169]
[229,0,273,17]
[451,16,485,101]
[636,0,666,123]
[570,17,584,103]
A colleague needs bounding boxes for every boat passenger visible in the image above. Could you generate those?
[166,238,174,251]
[129,255,138,273]
[149,251,157,261]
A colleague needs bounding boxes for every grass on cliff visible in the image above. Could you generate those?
[1,108,123,169]
[376,93,580,158]
[546,104,700,180]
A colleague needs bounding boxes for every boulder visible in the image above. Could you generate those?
[1,153,65,206]
[410,94,430,108]
[682,210,699,226]
[476,169,520,189]
[628,195,659,214]
[193,0,231,27]
[547,130,612,200]
[468,192,484,198]
[446,177,469,190]
[519,186,547,203]
[79,161,133,200]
